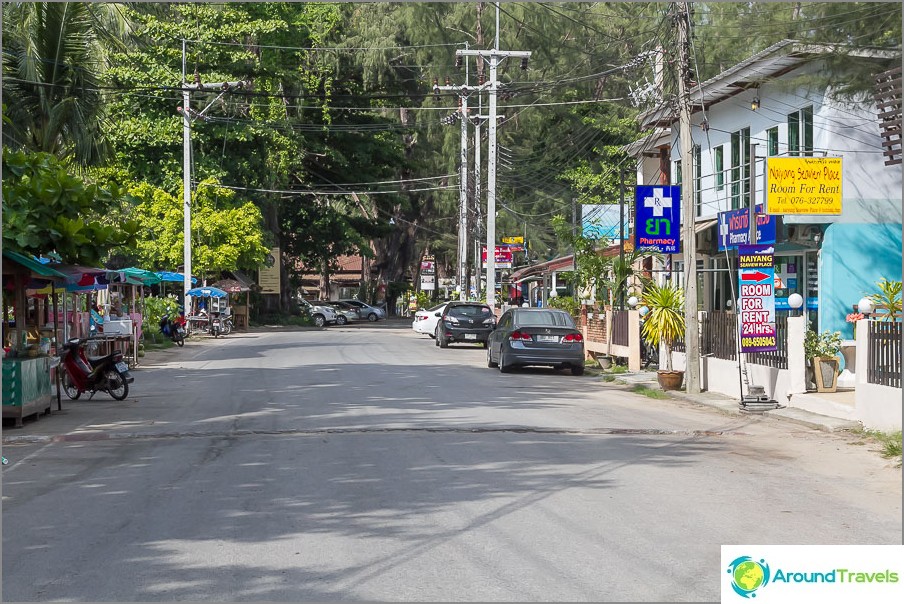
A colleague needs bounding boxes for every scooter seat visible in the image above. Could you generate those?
[88,351,121,365]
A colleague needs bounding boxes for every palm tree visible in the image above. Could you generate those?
[2,2,132,166]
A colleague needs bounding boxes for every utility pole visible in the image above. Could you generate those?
[178,41,244,313]
[676,2,701,394]
[619,168,626,310]
[456,46,530,312]
[748,143,758,245]
[473,102,483,300]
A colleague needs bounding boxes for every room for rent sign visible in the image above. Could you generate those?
[765,157,842,215]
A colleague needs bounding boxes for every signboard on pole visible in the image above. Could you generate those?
[717,206,777,251]
[738,244,777,352]
[481,246,513,269]
[765,157,842,215]
[634,186,680,253]
[420,274,435,291]
[501,236,523,244]
[582,204,630,241]
[258,247,281,294]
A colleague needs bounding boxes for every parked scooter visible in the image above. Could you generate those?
[159,313,186,347]
[59,339,134,401]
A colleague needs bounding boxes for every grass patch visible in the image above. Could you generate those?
[251,313,312,327]
[630,384,669,399]
[854,429,903,463]
[601,375,616,383]
[607,364,629,374]
[142,338,174,351]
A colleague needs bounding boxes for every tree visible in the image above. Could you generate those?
[127,178,269,279]
[1,149,139,265]
[1,1,130,166]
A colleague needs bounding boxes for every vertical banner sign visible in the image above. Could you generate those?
[635,186,680,253]
[258,247,281,294]
[738,244,777,352]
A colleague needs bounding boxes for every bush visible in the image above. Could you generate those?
[143,295,181,337]
[546,295,581,321]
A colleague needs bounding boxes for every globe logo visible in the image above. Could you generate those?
[727,556,771,598]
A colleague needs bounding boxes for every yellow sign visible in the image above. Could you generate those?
[258,247,281,294]
[765,157,842,215]
[501,236,523,244]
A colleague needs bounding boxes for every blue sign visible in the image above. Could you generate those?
[582,204,628,241]
[717,206,777,251]
[634,186,680,253]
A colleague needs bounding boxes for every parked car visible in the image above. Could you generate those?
[412,303,447,337]
[317,301,359,325]
[339,299,385,322]
[435,301,495,348]
[487,308,585,375]
[298,298,338,327]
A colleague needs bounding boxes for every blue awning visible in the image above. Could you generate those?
[156,271,197,284]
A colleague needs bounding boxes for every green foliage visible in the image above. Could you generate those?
[868,278,902,321]
[142,295,181,338]
[1,149,139,264]
[601,248,662,309]
[546,295,581,321]
[640,282,686,372]
[804,329,843,359]
[551,214,611,299]
[631,384,670,400]
[127,178,268,277]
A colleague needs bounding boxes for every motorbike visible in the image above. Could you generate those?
[209,311,222,338]
[159,314,187,347]
[60,339,134,401]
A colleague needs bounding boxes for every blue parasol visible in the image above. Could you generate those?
[186,286,227,298]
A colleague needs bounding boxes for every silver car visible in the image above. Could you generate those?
[339,299,385,322]
[298,298,338,327]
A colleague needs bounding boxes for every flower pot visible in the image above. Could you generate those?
[812,356,839,393]
[657,370,684,391]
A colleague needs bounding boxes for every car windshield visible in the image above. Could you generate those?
[447,304,491,319]
[515,310,575,328]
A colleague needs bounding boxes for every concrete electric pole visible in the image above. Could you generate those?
[455,46,531,312]
[179,41,244,313]
[675,2,701,394]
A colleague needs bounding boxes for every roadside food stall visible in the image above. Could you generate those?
[2,251,68,427]
[185,286,228,335]
[105,267,162,367]
[211,279,251,330]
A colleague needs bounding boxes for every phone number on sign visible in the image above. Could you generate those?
[741,336,776,348]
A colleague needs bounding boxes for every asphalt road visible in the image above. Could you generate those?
[2,321,901,601]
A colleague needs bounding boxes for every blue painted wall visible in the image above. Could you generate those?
[820,223,902,339]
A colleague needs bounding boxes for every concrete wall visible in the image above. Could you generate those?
[854,319,902,431]
[671,316,807,402]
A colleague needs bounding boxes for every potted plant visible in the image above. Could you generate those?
[804,329,842,393]
[640,282,686,390]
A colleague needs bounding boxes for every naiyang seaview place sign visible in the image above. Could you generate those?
[634,185,680,254]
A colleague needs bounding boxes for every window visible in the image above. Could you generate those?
[715,146,724,191]
[730,127,750,209]
[767,127,779,156]
[694,145,702,216]
[788,106,813,156]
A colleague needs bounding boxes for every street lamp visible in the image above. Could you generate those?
[857,297,874,317]
[788,293,804,317]
[627,296,638,309]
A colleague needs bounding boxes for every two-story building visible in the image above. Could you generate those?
[634,39,901,338]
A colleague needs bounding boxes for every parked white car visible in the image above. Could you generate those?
[298,298,338,327]
[339,299,386,322]
[412,303,447,337]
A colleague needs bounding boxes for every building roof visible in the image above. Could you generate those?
[638,40,899,129]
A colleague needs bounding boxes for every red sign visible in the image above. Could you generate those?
[481,246,513,268]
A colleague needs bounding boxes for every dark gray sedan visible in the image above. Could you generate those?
[486,308,585,375]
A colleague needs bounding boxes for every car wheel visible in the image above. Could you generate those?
[434,327,441,346]
[439,331,448,348]
[499,352,513,373]
[313,314,326,328]
[487,346,498,368]
[337,315,348,325]
[368,313,378,322]
[571,364,586,376]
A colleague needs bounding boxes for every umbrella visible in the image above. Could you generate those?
[109,267,162,286]
[156,271,198,284]
[211,279,250,293]
[186,286,227,298]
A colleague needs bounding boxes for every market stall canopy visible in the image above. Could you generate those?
[211,279,250,293]
[156,271,198,284]
[186,286,227,298]
[2,251,68,280]
[41,262,109,291]
[108,267,162,286]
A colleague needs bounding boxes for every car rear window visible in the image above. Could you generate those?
[515,310,575,328]
[447,304,492,319]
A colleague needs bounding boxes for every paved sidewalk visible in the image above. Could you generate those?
[607,370,863,433]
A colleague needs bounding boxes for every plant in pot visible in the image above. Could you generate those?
[640,281,686,390]
[804,329,842,393]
